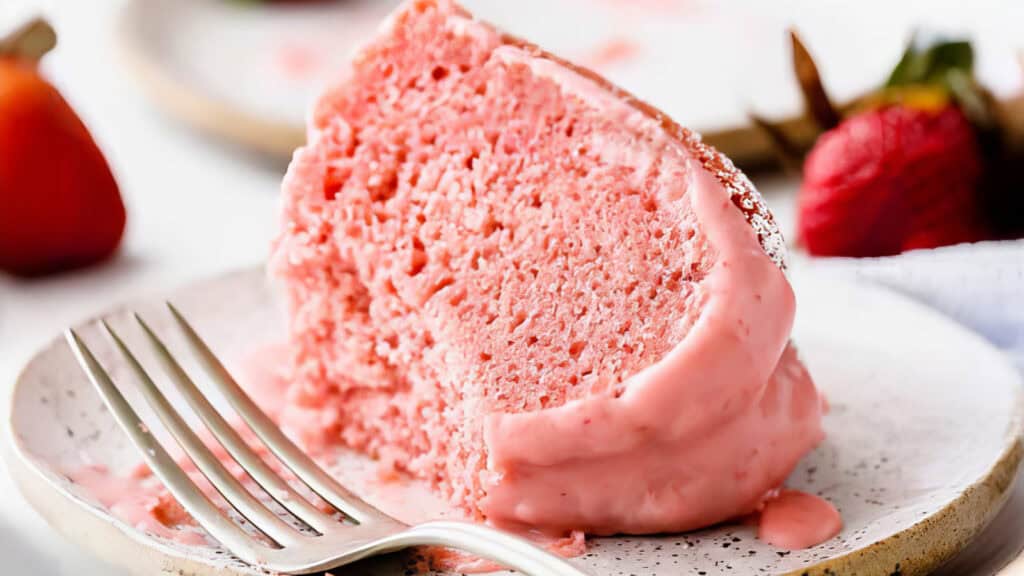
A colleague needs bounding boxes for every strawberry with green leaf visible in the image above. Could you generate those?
[765,33,1023,258]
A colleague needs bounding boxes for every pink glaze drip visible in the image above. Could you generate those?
[69,465,205,546]
[758,490,843,550]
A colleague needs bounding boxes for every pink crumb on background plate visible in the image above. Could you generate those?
[588,0,703,16]
[580,37,641,69]
[274,40,324,82]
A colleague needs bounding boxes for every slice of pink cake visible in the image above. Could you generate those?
[270,0,824,536]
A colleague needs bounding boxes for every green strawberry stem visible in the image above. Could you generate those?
[0,17,57,62]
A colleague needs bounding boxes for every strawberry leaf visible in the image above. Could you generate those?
[886,35,974,88]
[885,35,996,127]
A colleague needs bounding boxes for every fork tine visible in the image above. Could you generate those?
[133,313,337,535]
[64,328,265,562]
[166,303,387,525]
[99,320,305,547]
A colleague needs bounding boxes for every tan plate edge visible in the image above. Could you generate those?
[784,410,1024,576]
[115,0,306,159]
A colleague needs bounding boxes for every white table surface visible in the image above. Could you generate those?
[0,1,1017,574]
[0,1,280,572]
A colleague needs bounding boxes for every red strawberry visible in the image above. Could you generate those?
[797,105,987,257]
[0,19,125,276]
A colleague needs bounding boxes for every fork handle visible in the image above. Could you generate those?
[388,520,590,575]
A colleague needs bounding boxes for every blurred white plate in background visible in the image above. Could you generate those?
[117,0,1024,158]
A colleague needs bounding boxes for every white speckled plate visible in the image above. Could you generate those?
[4,266,1023,576]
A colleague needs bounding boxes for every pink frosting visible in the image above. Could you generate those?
[473,53,824,532]
[759,490,843,550]
[480,162,823,534]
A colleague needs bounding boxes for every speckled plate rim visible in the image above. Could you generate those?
[805,440,1023,576]
[4,267,1023,576]
[4,335,263,576]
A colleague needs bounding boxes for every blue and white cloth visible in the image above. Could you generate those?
[812,239,1024,576]
[812,240,1024,373]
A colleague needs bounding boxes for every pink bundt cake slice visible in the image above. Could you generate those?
[270,0,824,536]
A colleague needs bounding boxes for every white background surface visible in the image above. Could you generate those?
[0,1,1020,574]
[1,2,279,573]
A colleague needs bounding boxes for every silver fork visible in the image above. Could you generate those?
[65,303,588,575]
